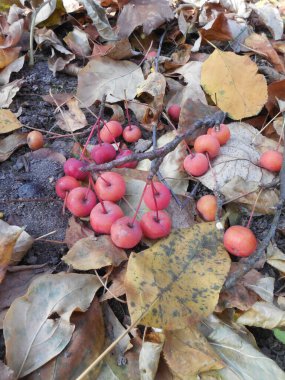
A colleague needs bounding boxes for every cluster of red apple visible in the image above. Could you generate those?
[168,103,283,258]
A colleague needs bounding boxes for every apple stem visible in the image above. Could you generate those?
[62,192,68,215]
[98,174,111,187]
[150,181,159,221]
[130,182,148,226]
[246,188,263,228]
[89,175,108,214]
[80,117,101,160]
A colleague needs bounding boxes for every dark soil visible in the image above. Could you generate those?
[1,55,285,371]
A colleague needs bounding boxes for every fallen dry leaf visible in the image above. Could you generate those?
[63,27,91,57]
[0,79,24,108]
[164,44,191,70]
[246,276,274,304]
[0,133,27,162]
[163,326,224,378]
[166,195,195,230]
[202,314,285,379]
[0,361,15,380]
[267,243,285,273]
[99,263,126,302]
[139,335,165,380]
[62,235,127,270]
[125,223,230,330]
[4,273,101,378]
[251,1,283,40]
[0,47,20,69]
[0,18,23,48]
[237,301,285,329]
[0,109,22,135]
[55,97,88,132]
[199,122,280,213]
[77,57,144,106]
[92,38,135,60]
[34,0,57,26]
[266,79,285,116]
[64,216,94,249]
[201,49,268,119]
[0,55,25,85]
[26,297,105,380]
[117,0,174,38]
[245,33,285,74]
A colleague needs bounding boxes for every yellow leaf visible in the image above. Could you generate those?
[201,49,268,120]
[0,109,22,134]
[125,223,231,330]
[0,228,21,283]
[0,47,20,69]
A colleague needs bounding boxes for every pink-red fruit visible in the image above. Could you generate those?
[116,149,137,168]
[143,182,171,210]
[196,195,217,222]
[123,125,142,143]
[259,150,283,172]
[90,201,124,234]
[146,51,157,59]
[183,153,209,176]
[111,216,142,248]
[64,158,88,181]
[223,225,257,257]
[100,121,123,143]
[167,104,181,123]
[91,143,116,164]
[140,210,172,239]
[66,187,96,217]
[194,135,220,158]
[55,176,80,199]
[95,172,126,202]
[207,124,230,145]
[27,131,44,150]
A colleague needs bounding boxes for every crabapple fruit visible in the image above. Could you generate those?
[66,187,96,217]
[143,182,171,210]
[27,131,44,150]
[183,153,209,176]
[111,216,142,248]
[140,210,172,239]
[223,225,257,257]
[123,125,142,143]
[116,149,137,168]
[259,150,283,172]
[64,158,88,181]
[90,201,124,234]
[100,120,123,143]
[196,194,217,222]
[167,104,181,123]
[91,143,116,164]
[146,51,157,59]
[95,172,126,202]
[207,124,230,145]
[194,135,220,158]
[55,176,80,199]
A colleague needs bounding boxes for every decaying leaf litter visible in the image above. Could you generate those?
[0,0,285,379]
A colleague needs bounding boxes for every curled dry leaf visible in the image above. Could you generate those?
[105,103,125,123]
[125,223,231,330]
[64,216,94,249]
[34,0,57,26]
[4,273,101,378]
[99,263,126,302]
[117,0,174,38]
[166,195,195,230]
[267,243,285,273]
[139,335,165,380]
[63,27,91,57]
[0,55,25,86]
[199,122,279,213]
[77,57,144,106]
[0,227,21,284]
[55,97,88,132]
[0,47,20,69]
[246,276,274,304]
[251,2,283,40]
[0,79,24,108]
[26,297,105,380]
[201,49,268,119]
[62,235,127,270]
[92,38,135,60]
[164,44,191,71]
[202,314,285,379]
[266,79,285,116]
[245,33,285,74]
[0,133,27,162]
[0,18,23,48]
[237,301,285,329]
[137,131,188,195]
[163,326,224,378]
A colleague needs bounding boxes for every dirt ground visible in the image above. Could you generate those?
[1,55,285,370]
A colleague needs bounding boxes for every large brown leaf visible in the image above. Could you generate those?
[125,223,231,330]
[4,273,101,378]
[117,0,174,38]
[0,133,27,162]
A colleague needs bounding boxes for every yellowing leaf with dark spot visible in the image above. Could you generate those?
[0,109,22,134]
[125,223,231,330]
[4,273,101,378]
[201,49,267,120]
[62,236,127,270]
[163,326,224,377]
[0,228,22,283]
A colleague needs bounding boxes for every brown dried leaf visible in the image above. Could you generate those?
[24,147,66,164]
[26,297,105,380]
[0,47,20,69]
[92,38,135,60]
[0,133,27,162]
[77,57,144,106]
[163,326,224,378]
[63,27,91,57]
[55,98,88,132]
[0,55,25,85]
[99,263,126,302]
[4,273,101,378]
[164,44,191,71]
[251,2,283,40]
[267,243,285,273]
[62,235,127,270]
[201,49,268,119]
[139,336,164,380]
[117,0,174,38]
[64,216,94,249]
[0,79,24,108]
[266,79,285,116]
[245,33,285,74]
[0,109,22,133]
[0,19,23,48]
[0,228,21,283]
